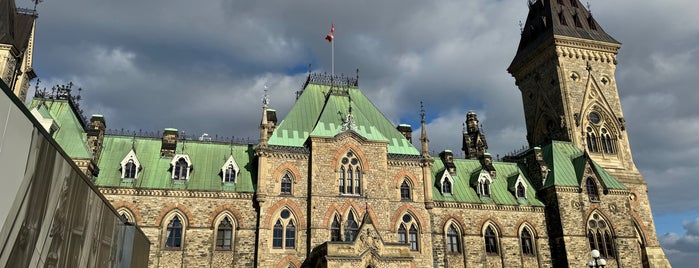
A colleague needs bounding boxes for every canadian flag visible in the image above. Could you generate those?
[325,23,334,42]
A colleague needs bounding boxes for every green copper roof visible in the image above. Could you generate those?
[27,99,93,159]
[269,83,419,155]
[542,141,626,190]
[431,158,544,206]
[95,136,256,192]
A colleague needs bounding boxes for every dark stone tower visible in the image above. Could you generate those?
[461,111,487,160]
[508,1,670,267]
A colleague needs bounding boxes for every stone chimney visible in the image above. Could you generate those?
[161,128,178,157]
[396,124,413,143]
[439,150,456,174]
[86,114,106,164]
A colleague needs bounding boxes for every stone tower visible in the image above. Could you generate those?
[508,0,670,267]
[461,111,488,160]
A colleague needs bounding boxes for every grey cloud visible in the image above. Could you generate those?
[660,218,699,267]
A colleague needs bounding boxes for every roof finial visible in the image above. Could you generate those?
[420,101,430,157]
[519,20,523,34]
[131,133,136,151]
[587,1,592,13]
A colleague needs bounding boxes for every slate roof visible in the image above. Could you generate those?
[268,81,419,155]
[27,99,93,159]
[510,0,619,70]
[431,158,544,206]
[0,0,35,52]
[541,141,626,189]
[95,136,256,192]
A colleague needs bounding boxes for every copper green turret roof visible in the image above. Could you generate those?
[268,77,419,155]
[541,141,626,189]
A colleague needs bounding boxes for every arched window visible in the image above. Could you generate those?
[273,220,283,248]
[331,215,341,241]
[273,209,296,249]
[398,214,419,251]
[587,212,615,258]
[409,225,419,251]
[339,152,361,195]
[224,164,236,182]
[400,180,411,201]
[446,224,461,253]
[166,216,183,249]
[442,180,452,194]
[117,208,135,225]
[521,228,534,256]
[601,128,616,154]
[216,217,233,250]
[125,160,137,179]
[586,127,599,153]
[281,174,292,195]
[398,225,407,244]
[285,222,296,248]
[344,212,359,242]
[586,177,600,202]
[120,213,130,223]
[484,225,499,255]
[516,182,526,199]
[174,158,188,180]
[479,181,490,197]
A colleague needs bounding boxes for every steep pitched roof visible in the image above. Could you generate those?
[268,79,419,155]
[541,141,626,189]
[95,136,256,192]
[510,0,619,70]
[27,99,93,159]
[431,157,544,206]
[0,0,35,51]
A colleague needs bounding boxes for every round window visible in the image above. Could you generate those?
[281,209,290,219]
[342,158,349,164]
[351,159,358,165]
[402,214,411,223]
[588,112,601,124]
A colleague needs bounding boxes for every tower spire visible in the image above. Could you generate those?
[259,87,270,147]
[420,101,429,157]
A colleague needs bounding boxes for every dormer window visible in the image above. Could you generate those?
[442,180,452,194]
[171,154,192,180]
[220,155,240,183]
[477,171,493,197]
[439,171,454,195]
[587,16,597,30]
[573,14,583,28]
[559,12,567,26]
[570,0,578,8]
[516,182,526,199]
[120,149,141,179]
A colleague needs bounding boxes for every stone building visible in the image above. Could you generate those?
[0,0,36,102]
[17,0,673,267]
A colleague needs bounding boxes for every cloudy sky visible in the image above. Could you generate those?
[24,0,698,266]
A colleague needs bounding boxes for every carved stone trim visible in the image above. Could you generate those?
[98,187,254,199]
[433,202,545,213]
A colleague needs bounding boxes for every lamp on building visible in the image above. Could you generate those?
[587,249,606,268]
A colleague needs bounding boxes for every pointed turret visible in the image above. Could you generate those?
[419,102,429,158]
[258,90,270,147]
[509,0,619,73]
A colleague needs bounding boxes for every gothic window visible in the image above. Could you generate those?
[165,216,183,249]
[586,177,600,202]
[573,14,583,28]
[285,222,296,248]
[273,220,283,248]
[281,174,292,195]
[216,218,233,250]
[220,155,239,183]
[446,224,461,253]
[223,165,236,182]
[484,225,499,255]
[516,182,526,199]
[120,213,130,223]
[273,209,296,249]
[174,157,189,180]
[400,180,411,201]
[479,181,491,197]
[587,212,615,258]
[344,212,359,242]
[558,12,567,26]
[120,149,140,179]
[398,214,419,251]
[409,225,419,251]
[398,225,407,244]
[601,129,616,154]
[586,127,600,153]
[442,180,452,194]
[521,228,534,256]
[331,215,341,241]
[339,152,362,195]
[125,160,137,178]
